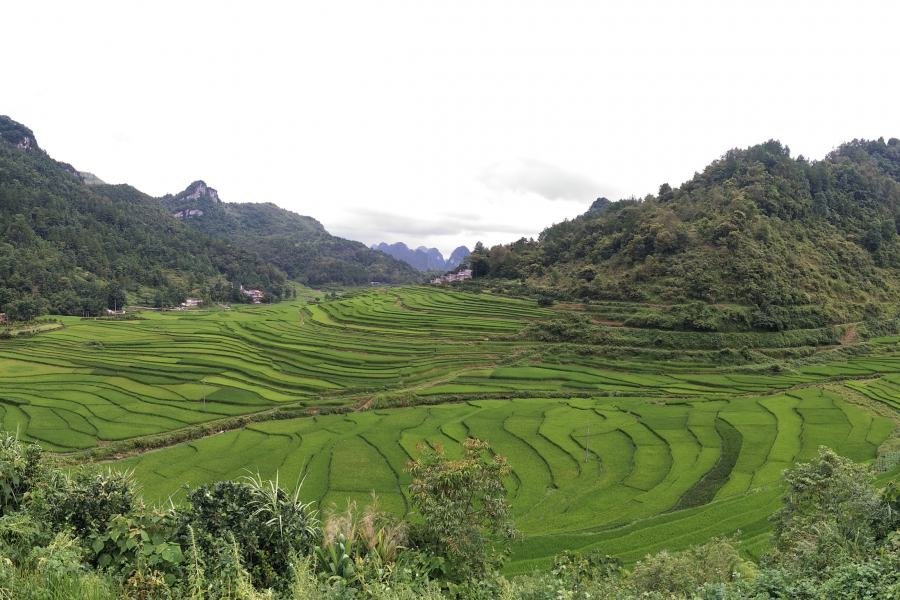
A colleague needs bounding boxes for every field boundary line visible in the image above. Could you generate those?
[52,404,311,465]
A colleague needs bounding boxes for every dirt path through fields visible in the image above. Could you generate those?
[840,323,857,345]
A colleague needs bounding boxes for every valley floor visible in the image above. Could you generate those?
[3,286,900,570]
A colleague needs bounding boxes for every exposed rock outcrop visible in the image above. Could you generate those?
[184,181,219,203]
[0,115,41,152]
[173,209,205,219]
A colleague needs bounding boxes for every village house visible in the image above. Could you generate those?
[430,269,473,284]
[183,298,203,307]
[239,286,264,303]
[0,313,6,323]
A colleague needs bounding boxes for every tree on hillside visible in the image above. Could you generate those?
[105,282,127,311]
[464,242,489,278]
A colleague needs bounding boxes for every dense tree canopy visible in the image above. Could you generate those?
[0,121,287,316]
[463,138,900,325]
[159,183,424,286]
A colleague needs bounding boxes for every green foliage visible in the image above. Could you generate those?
[405,437,522,581]
[314,495,409,590]
[518,312,592,342]
[550,549,624,588]
[766,446,893,574]
[86,507,183,578]
[0,526,123,600]
[0,432,44,517]
[628,536,744,596]
[456,138,900,324]
[176,475,319,589]
[159,182,424,286]
[536,292,554,307]
[40,467,138,538]
[368,391,419,409]
[0,137,287,317]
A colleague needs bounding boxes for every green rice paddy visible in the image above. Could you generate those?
[3,287,900,570]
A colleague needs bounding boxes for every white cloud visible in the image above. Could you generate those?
[3,2,899,255]
[476,158,605,202]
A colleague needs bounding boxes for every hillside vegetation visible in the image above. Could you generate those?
[159,182,424,286]
[466,138,900,328]
[0,117,286,318]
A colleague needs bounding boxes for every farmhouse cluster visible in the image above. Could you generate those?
[239,286,264,303]
[430,269,473,284]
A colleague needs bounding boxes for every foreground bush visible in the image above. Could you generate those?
[176,473,319,590]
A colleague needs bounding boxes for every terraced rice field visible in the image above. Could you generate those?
[120,388,894,570]
[4,287,900,570]
[0,290,544,450]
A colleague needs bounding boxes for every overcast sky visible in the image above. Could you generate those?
[5,2,900,257]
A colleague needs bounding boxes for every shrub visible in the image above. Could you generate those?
[176,473,319,589]
[85,506,183,579]
[39,467,138,538]
[369,392,418,410]
[628,535,743,596]
[550,549,624,588]
[0,432,45,517]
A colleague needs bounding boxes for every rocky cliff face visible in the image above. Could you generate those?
[183,181,219,203]
[172,209,205,219]
[0,116,41,152]
[161,181,220,218]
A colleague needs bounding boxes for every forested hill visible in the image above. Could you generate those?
[0,116,287,319]
[468,138,900,325]
[159,183,424,285]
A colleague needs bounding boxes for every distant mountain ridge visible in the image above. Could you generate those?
[371,242,470,271]
[158,182,424,286]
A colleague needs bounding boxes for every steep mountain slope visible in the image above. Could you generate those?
[372,242,471,271]
[467,138,900,326]
[159,183,423,286]
[446,245,471,268]
[0,116,286,318]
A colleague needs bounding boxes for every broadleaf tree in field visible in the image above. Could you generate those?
[405,437,522,582]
